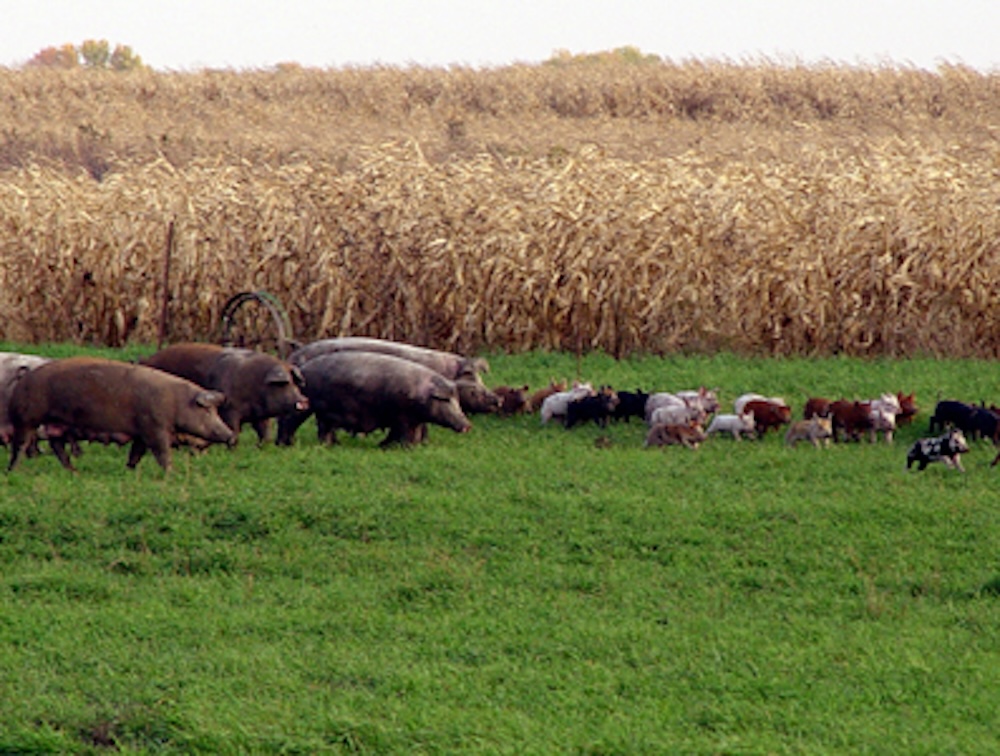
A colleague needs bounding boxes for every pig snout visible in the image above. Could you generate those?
[430,395,472,434]
[272,384,308,414]
[199,416,235,445]
[212,423,236,444]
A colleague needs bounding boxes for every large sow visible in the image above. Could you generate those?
[288,337,498,414]
[6,357,233,472]
[141,343,308,444]
[276,351,472,447]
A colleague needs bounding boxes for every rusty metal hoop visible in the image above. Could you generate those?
[219,291,295,359]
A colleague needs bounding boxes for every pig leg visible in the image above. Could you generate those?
[381,422,415,447]
[6,426,35,471]
[135,430,173,471]
[25,436,44,458]
[275,409,313,446]
[150,443,173,472]
[315,415,338,445]
[126,439,148,469]
[380,427,403,447]
[402,422,430,445]
[251,418,271,445]
[48,437,77,472]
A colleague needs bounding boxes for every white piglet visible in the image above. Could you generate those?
[706,411,756,440]
[648,403,706,428]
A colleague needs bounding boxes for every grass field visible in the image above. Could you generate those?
[1,345,998,753]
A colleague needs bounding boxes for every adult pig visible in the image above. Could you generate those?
[288,337,489,384]
[276,351,472,447]
[0,351,51,446]
[141,343,308,444]
[7,357,233,472]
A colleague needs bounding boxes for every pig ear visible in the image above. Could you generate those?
[430,378,455,401]
[265,365,292,385]
[195,390,226,408]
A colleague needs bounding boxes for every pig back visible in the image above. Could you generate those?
[139,342,226,387]
[289,337,487,383]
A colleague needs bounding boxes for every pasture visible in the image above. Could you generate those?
[1,345,998,753]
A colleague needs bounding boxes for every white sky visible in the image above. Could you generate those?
[4,1,999,72]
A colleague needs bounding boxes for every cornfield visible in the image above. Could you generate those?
[1,61,999,356]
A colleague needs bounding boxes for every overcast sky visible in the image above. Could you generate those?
[4,1,999,72]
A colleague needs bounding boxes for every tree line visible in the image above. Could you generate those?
[25,39,145,71]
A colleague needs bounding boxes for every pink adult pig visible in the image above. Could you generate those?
[141,343,308,444]
[7,357,233,472]
[276,351,471,447]
[289,337,497,415]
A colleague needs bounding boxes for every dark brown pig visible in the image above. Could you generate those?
[7,357,233,472]
[288,337,489,384]
[0,351,51,446]
[141,343,308,444]
[494,384,530,416]
[276,351,471,448]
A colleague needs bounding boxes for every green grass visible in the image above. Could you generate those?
[1,345,999,753]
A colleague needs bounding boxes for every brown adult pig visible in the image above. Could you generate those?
[6,357,233,472]
[276,351,471,448]
[0,351,51,446]
[288,337,489,384]
[141,343,308,444]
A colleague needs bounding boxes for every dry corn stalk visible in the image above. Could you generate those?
[1,64,999,357]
